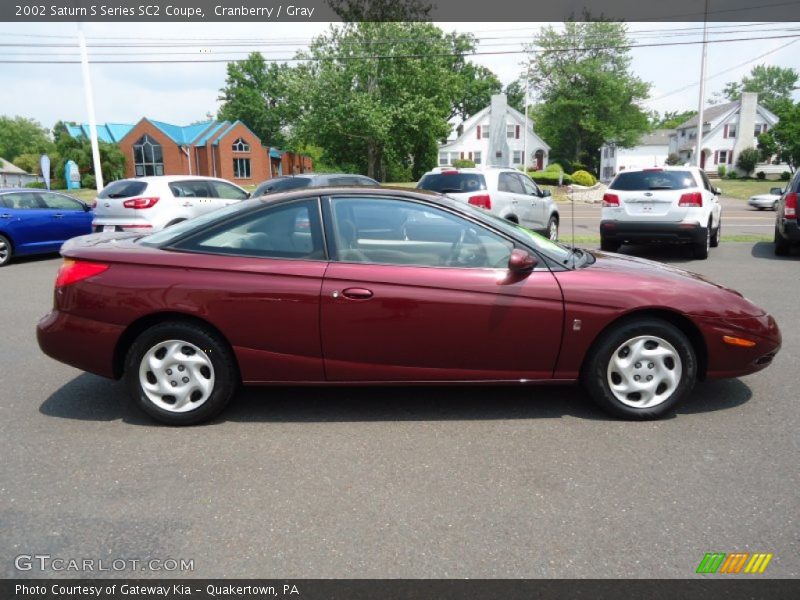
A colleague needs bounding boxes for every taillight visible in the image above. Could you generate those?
[678,192,703,207]
[122,197,159,209]
[55,259,109,288]
[785,192,797,218]
[468,194,492,210]
[602,193,620,207]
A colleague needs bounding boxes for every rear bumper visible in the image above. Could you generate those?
[600,220,706,244]
[37,309,124,379]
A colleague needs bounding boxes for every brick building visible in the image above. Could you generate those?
[65,118,311,184]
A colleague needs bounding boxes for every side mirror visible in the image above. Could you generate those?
[714,187,722,195]
[770,187,784,196]
[508,248,538,274]
[82,202,92,212]
[245,192,252,199]
[540,189,552,197]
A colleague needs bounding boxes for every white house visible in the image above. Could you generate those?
[437,94,550,170]
[669,92,787,175]
[0,158,38,188]
[599,129,672,182]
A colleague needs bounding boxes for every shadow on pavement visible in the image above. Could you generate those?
[751,240,799,260]
[40,373,753,426]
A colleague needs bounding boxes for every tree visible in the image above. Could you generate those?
[52,125,126,186]
[523,19,651,172]
[718,65,799,114]
[736,147,760,177]
[450,62,502,121]
[327,0,432,21]
[651,110,696,129]
[0,116,54,163]
[757,101,800,171]
[504,80,527,113]
[218,53,295,148]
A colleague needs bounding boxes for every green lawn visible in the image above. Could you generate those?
[714,179,787,200]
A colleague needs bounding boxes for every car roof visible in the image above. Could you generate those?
[252,185,448,207]
[106,175,240,184]
[258,173,376,183]
[616,166,698,173]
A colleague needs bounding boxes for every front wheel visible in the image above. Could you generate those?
[546,216,559,241]
[581,318,697,420]
[0,234,12,267]
[124,321,239,425]
[710,220,721,248]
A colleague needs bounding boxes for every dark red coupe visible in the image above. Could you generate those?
[37,188,781,425]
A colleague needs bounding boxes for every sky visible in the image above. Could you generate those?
[0,21,798,132]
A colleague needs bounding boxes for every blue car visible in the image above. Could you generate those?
[0,189,93,266]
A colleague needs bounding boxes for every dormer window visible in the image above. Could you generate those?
[232,138,250,152]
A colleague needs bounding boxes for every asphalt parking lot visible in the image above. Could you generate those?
[1,242,798,579]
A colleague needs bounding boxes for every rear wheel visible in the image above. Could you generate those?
[710,219,721,248]
[546,216,559,241]
[600,236,620,252]
[582,318,697,420]
[692,223,711,259]
[774,224,790,256]
[0,234,11,266]
[125,321,239,425]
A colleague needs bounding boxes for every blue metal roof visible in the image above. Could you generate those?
[269,148,284,158]
[194,121,229,147]
[148,119,216,145]
[65,123,133,144]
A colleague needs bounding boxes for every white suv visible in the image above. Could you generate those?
[600,166,723,259]
[417,166,560,240]
[92,176,250,233]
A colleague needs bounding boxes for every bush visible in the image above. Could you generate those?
[726,171,738,180]
[571,170,596,186]
[781,171,791,181]
[735,147,760,177]
[451,159,475,168]
[530,171,573,186]
[756,171,766,180]
[665,153,682,166]
[570,162,590,174]
[543,162,563,172]
[81,174,96,189]
[717,165,727,178]
[550,158,573,173]
[25,181,46,189]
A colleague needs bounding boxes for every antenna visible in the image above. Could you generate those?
[571,182,576,268]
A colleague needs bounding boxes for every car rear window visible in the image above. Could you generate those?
[610,170,695,191]
[255,178,311,196]
[417,173,487,194]
[98,180,148,199]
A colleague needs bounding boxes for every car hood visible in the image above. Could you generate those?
[555,250,767,319]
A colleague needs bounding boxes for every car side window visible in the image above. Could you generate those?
[40,193,84,211]
[1,192,45,209]
[498,172,524,194]
[209,180,249,200]
[698,171,713,192]
[173,198,324,260]
[517,173,539,196]
[330,197,513,268]
[169,180,213,198]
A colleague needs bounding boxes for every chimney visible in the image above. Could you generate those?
[488,94,510,167]
[733,92,759,169]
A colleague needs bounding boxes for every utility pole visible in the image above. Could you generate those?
[77,23,104,191]
[694,0,710,169]
[522,70,529,172]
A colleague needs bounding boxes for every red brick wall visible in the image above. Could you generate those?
[119,120,187,179]
[281,152,313,175]
[213,123,270,186]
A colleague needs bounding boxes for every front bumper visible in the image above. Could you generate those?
[697,313,782,379]
[600,221,706,245]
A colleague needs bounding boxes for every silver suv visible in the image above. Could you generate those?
[92,176,250,233]
[417,166,560,240]
[600,166,723,259]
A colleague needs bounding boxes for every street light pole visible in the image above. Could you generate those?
[694,0,709,169]
[77,23,104,191]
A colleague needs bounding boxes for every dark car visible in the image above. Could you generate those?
[37,188,780,425]
[253,173,379,196]
[774,171,799,256]
[0,189,93,266]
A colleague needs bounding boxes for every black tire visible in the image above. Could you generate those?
[692,224,711,259]
[710,220,721,248]
[0,234,12,267]
[124,321,239,425]
[546,215,559,241]
[774,225,790,256]
[600,236,620,252]
[581,318,697,420]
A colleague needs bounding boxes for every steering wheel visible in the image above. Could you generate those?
[446,228,467,266]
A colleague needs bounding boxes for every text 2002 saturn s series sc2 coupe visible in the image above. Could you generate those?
[37,188,781,425]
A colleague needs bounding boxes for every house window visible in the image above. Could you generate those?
[717,150,729,164]
[233,157,251,179]
[754,124,764,136]
[512,150,523,165]
[450,152,460,163]
[438,153,449,166]
[132,134,164,177]
[481,126,489,139]
[727,124,737,138]
[473,151,481,165]
[506,124,515,139]
[232,137,250,152]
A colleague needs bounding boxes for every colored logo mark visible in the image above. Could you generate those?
[696,552,773,574]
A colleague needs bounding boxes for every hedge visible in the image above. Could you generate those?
[530,171,573,186]
[571,170,596,186]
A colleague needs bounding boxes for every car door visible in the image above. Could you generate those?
[168,180,217,218]
[497,172,536,227]
[319,195,564,381]
[208,180,250,210]
[0,191,59,253]
[516,172,546,229]
[39,192,92,243]
[697,169,721,228]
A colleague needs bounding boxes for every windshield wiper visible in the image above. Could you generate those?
[437,188,464,193]
[648,186,673,190]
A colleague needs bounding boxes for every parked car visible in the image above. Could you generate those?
[253,173,379,196]
[748,187,784,210]
[91,176,250,233]
[774,171,799,256]
[37,187,780,425]
[0,189,93,267]
[417,166,560,240]
[600,166,723,259]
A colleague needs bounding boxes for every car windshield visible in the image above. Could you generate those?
[139,200,259,247]
[610,170,695,191]
[255,178,311,195]
[417,173,487,194]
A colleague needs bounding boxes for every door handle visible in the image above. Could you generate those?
[0,213,11,219]
[341,287,373,300]
[53,213,64,218]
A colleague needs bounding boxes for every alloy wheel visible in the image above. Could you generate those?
[606,335,682,408]
[138,339,215,413]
